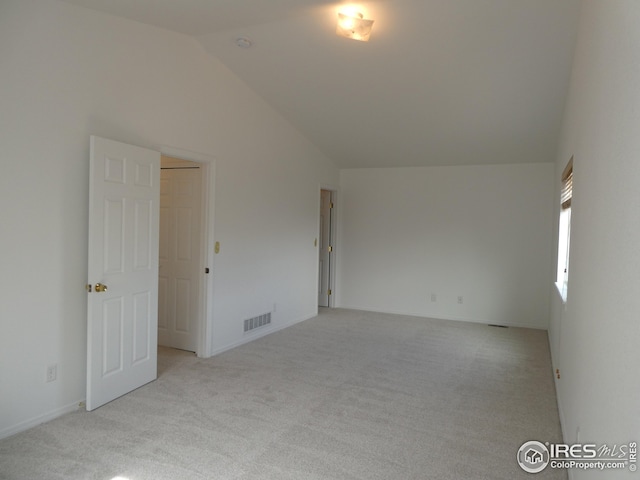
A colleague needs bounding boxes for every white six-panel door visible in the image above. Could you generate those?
[86,136,160,411]
[158,158,202,352]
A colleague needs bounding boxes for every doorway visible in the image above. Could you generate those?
[87,137,216,410]
[318,189,335,307]
[158,156,203,353]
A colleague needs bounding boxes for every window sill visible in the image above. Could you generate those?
[555,281,568,304]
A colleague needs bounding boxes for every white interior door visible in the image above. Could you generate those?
[158,157,202,352]
[86,136,160,411]
[318,190,332,307]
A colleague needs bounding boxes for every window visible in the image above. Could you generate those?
[556,156,573,300]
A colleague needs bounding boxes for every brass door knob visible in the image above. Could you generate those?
[95,283,108,293]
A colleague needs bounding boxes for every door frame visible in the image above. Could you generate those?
[159,145,216,358]
[318,184,339,309]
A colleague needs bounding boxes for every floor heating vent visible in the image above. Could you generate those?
[244,312,271,333]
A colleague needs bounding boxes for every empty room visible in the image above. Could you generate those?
[1,1,639,479]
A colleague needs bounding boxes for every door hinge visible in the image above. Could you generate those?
[328,245,333,252]
[330,202,334,209]
[328,289,332,296]
[205,267,210,274]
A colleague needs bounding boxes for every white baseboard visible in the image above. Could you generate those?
[337,305,548,330]
[0,400,82,441]
[2,311,320,440]
[209,312,317,357]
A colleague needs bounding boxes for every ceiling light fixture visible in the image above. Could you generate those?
[336,11,374,42]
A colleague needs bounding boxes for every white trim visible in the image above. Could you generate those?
[0,401,82,440]
[158,145,216,358]
[317,184,340,309]
[201,161,216,357]
[210,312,317,357]
[159,146,216,165]
[338,305,549,331]
[554,281,568,305]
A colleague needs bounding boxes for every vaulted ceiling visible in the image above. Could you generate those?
[60,0,582,168]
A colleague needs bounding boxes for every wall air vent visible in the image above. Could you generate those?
[244,312,271,333]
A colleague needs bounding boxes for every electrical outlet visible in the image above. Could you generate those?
[457,296,463,304]
[430,293,437,302]
[46,364,57,383]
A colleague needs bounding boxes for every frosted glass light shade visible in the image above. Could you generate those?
[336,12,374,42]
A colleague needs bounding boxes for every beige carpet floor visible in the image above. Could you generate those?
[0,308,566,479]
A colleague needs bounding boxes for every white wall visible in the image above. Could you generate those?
[549,2,640,476]
[338,164,554,329]
[0,0,338,438]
